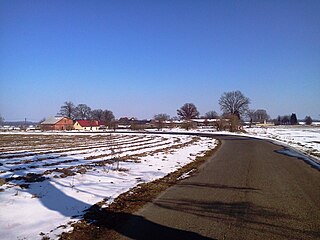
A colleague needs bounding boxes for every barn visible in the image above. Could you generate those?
[40,117,74,131]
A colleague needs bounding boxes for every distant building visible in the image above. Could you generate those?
[74,120,105,131]
[40,117,74,131]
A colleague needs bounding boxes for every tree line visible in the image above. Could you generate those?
[58,101,115,123]
[56,90,314,131]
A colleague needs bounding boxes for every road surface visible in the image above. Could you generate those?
[114,135,320,240]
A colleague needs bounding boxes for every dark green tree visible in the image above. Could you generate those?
[290,113,298,125]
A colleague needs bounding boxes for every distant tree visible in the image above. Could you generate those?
[275,115,281,125]
[253,109,269,123]
[154,113,170,130]
[0,114,4,126]
[305,116,312,125]
[58,101,76,119]
[74,104,92,120]
[246,109,256,127]
[177,103,199,120]
[204,111,219,119]
[102,110,115,124]
[281,115,290,125]
[290,113,298,125]
[219,90,250,119]
[91,109,104,121]
[118,117,130,125]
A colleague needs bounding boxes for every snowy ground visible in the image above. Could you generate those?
[148,126,320,162]
[244,126,320,161]
[0,132,217,240]
[1,126,318,239]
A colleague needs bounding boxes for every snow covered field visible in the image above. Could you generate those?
[245,126,320,161]
[0,132,217,240]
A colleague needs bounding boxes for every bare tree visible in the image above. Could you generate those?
[177,103,199,120]
[219,91,250,119]
[0,114,4,126]
[102,110,115,123]
[305,116,312,125]
[74,104,92,120]
[248,109,269,124]
[204,111,219,119]
[58,101,76,119]
[154,113,170,130]
[254,109,269,123]
[281,115,290,125]
[246,109,255,127]
[91,109,104,121]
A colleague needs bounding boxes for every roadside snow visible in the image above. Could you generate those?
[0,133,217,240]
[245,126,320,161]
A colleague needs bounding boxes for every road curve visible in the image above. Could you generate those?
[114,135,320,240]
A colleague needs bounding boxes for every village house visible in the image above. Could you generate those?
[73,120,105,131]
[40,117,74,131]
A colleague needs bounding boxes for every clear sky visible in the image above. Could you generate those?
[1,0,319,121]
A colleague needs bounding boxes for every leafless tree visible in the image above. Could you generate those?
[58,101,76,119]
[204,111,219,119]
[74,104,92,120]
[305,116,312,125]
[254,109,269,123]
[177,103,199,120]
[219,91,250,119]
[0,114,4,126]
[154,113,170,130]
[91,109,104,121]
[102,110,115,124]
[246,109,255,127]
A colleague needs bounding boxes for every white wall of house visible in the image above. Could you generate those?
[73,122,99,131]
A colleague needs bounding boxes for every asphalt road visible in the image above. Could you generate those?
[114,135,320,240]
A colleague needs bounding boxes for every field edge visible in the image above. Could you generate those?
[58,140,221,240]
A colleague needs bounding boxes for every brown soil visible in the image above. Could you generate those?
[58,141,220,240]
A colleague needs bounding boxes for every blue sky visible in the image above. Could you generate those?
[1,0,319,121]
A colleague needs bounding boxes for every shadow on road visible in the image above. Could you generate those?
[153,197,320,239]
[84,204,214,240]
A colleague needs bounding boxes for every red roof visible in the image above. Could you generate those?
[76,120,105,127]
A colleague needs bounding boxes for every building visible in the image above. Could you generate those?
[40,117,74,131]
[74,120,105,131]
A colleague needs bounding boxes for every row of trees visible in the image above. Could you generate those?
[57,91,315,131]
[58,101,115,123]
[273,114,313,125]
[152,91,251,131]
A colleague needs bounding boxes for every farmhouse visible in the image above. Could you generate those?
[74,120,105,131]
[40,117,74,131]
